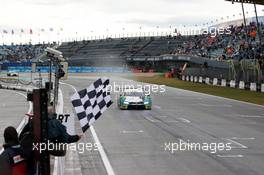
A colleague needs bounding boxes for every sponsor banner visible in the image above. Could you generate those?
[8,66,131,73]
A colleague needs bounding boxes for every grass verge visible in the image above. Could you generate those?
[129,75,264,106]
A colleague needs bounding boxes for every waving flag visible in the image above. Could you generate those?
[71,78,112,132]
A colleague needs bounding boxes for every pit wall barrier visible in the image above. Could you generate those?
[7,66,131,73]
[181,75,264,93]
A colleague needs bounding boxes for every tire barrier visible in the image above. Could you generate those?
[181,75,264,93]
[0,83,33,93]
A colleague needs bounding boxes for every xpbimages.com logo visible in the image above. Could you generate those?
[33,141,99,154]
[106,81,166,95]
[164,140,232,154]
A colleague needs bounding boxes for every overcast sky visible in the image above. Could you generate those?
[0,0,263,43]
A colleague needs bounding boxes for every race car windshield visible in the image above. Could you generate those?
[125,92,142,97]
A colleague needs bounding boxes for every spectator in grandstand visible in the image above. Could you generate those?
[0,43,55,63]
[217,54,226,61]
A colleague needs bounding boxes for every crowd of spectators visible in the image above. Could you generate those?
[0,43,56,63]
[176,22,264,62]
[1,22,263,64]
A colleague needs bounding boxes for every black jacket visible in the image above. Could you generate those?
[1,144,26,166]
[48,115,80,144]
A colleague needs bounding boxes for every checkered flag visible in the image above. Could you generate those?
[71,78,113,132]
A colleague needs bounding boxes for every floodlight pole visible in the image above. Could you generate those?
[53,60,60,111]
[48,58,52,104]
[254,3,262,45]
[241,2,248,42]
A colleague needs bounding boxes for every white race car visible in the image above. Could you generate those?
[7,71,19,77]
[118,88,152,110]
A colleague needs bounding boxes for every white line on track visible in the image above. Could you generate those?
[225,139,248,149]
[217,154,244,158]
[165,120,179,123]
[178,118,191,123]
[145,116,158,123]
[122,130,144,134]
[230,137,255,140]
[91,126,115,175]
[145,116,179,123]
[198,103,233,108]
[160,116,168,118]
[153,105,161,109]
[60,82,116,175]
[238,115,263,118]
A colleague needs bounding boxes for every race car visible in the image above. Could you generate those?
[118,88,152,110]
[7,71,19,77]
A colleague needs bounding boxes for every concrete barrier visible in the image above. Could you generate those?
[199,77,203,83]
[221,79,226,87]
[180,75,263,93]
[230,80,236,88]
[250,83,257,91]
[190,76,194,82]
[213,78,218,86]
[239,81,245,89]
[262,84,264,93]
[194,76,198,83]
[205,77,210,85]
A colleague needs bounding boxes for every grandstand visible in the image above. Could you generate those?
[0,43,56,64]
[56,21,264,67]
[0,17,263,81]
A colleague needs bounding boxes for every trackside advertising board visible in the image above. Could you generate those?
[7,66,131,73]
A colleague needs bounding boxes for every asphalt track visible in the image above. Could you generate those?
[1,73,264,175]
[61,75,264,175]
